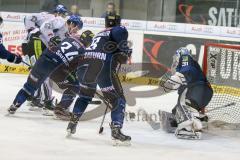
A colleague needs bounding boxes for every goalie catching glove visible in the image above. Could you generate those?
[160,72,186,91]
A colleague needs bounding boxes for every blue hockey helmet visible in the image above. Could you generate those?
[67,15,83,29]
[54,4,68,15]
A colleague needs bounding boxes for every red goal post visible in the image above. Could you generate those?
[203,43,240,125]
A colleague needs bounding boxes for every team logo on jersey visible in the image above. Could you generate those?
[181,55,189,66]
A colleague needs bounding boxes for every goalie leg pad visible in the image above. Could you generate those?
[159,110,177,133]
[173,103,203,139]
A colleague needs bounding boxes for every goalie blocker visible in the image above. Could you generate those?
[160,47,213,140]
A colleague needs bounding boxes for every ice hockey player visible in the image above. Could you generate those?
[160,47,213,139]
[22,6,80,111]
[66,13,132,145]
[40,4,70,48]
[22,4,69,58]
[53,30,95,120]
[7,18,91,115]
[22,12,55,109]
[0,16,22,64]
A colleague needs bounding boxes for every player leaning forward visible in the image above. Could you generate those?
[160,47,213,139]
[66,13,132,145]
[7,16,88,114]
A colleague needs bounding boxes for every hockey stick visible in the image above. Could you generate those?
[89,100,102,105]
[206,102,236,113]
[95,91,112,134]
[97,63,122,134]
[21,60,31,67]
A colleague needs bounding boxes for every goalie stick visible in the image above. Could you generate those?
[137,108,161,130]
[206,102,236,113]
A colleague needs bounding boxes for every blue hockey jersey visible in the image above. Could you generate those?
[0,33,16,60]
[176,55,207,84]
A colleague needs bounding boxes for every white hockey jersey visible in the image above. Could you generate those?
[24,12,54,31]
[39,16,68,47]
[24,12,54,43]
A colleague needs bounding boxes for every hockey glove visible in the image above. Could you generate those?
[7,54,22,64]
[49,36,61,47]
[115,49,132,64]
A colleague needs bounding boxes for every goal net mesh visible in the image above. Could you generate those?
[203,43,240,128]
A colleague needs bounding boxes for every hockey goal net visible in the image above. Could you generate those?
[203,43,240,129]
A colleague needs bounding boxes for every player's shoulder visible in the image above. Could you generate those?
[111,25,128,33]
[110,25,128,42]
[62,37,83,50]
[52,16,65,28]
[41,16,64,29]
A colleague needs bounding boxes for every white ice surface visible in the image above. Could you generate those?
[0,73,240,160]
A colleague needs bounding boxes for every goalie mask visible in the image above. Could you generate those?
[171,47,191,74]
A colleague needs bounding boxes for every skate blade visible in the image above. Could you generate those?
[42,109,54,116]
[112,138,131,147]
[54,113,70,121]
[175,131,202,140]
[28,107,43,112]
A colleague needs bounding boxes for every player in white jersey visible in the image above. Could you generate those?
[24,12,54,41]
[22,12,54,110]
[21,5,77,111]
[39,4,71,48]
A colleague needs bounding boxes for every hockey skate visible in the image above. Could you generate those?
[28,97,43,111]
[54,105,71,121]
[7,103,20,114]
[110,123,131,146]
[66,114,80,137]
[42,99,55,116]
[175,128,202,140]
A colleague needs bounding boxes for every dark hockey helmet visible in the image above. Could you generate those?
[105,12,121,28]
[79,30,95,47]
